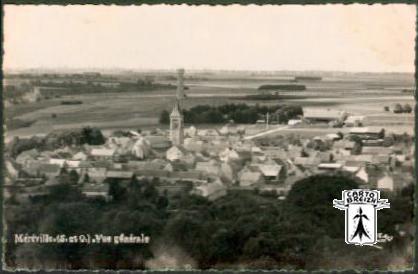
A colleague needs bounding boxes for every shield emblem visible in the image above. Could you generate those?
[333,189,390,246]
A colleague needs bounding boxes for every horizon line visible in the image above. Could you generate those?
[4,67,415,75]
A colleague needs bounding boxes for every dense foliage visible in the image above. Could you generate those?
[160,103,303,125]
[393,103,413,114]
[5,174,413,270]
[8,127,105,157]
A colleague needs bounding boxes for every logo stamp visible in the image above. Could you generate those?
[333,189,390,246]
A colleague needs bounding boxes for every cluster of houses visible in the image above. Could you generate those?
[4,121,414,204]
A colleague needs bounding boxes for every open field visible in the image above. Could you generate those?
[5,73,415,140]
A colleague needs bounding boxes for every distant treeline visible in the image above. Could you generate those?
[36,81,177,94]
[60,100,83,105]
[160,103,303,125]
[258,84,306,91]
[238,94,307,101]
[294,76,322,81]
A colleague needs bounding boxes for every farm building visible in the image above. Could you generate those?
[349,127,384,140]
[361,146,393,155]
[303,108,347,123]
[239,169,264,186]
[27,86,71,101]
[254,163,283,182]
[90,147,116,159]
[82,183,112,201]
[318,163,342,171]
[191,179,227,201]
[344,115,365,127]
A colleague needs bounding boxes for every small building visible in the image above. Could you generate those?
[184,138,205,153]
[72,151,88,161]
[169,171,206,183]
[373,155,391,165]
[303,108,347,123]
[361,146,392,156]
[66,160,81,169]
[84,167,108,184]
[106,170,134,180]
[220,162,239,184]
[135,169,170,179]
[49,158,67,167]
[333,140,355,151]
[344,115,365,127]
[90,148,116,159]
[342,165,360,174]
[195,160,221,176]
[126,160,163,171]
[326,133,342,141]
[198,128,221,137]
[239,168,264,186]
[191,179,227,201]
[131,137,152,159]
[355,167,369,183]
[288,145,304,159]
[145,135,171,150]
[349,127,384,140]
[294,157,321,167]
[220,124,235,135]
[166,146,188,162]
[318,163,342,171]
[256,164,283,182]
[377,174,394,191]
[263,148,288,160]
[185,126,198,137]
[288,119,302,126]
[363,139,384,147]
[38,163,62,178]
[219,147,240,162]
[5,161,19,178]
[310,151,333,163]
[108,136,132,148]
[16,149,39,166]
[164,163,174,172]
[81,183,112,201]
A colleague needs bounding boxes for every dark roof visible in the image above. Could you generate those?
[82,183,109,193]
[39,164,61,174]
[135,169,170,177]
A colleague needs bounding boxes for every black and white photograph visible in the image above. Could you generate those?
[2,3,416,271]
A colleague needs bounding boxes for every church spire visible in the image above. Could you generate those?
[170,99,182,117]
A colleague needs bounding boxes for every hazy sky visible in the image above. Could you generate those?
[3,4,416,72]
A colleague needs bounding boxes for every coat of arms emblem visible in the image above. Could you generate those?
[333,189,390,246]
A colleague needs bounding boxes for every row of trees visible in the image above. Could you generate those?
[160,103,303,125]
[385,103,413,113]
[258,84,306,91]
[8,127,105,157]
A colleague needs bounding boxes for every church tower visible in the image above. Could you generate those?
[170,69,186,145]
[170,100,184,145]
